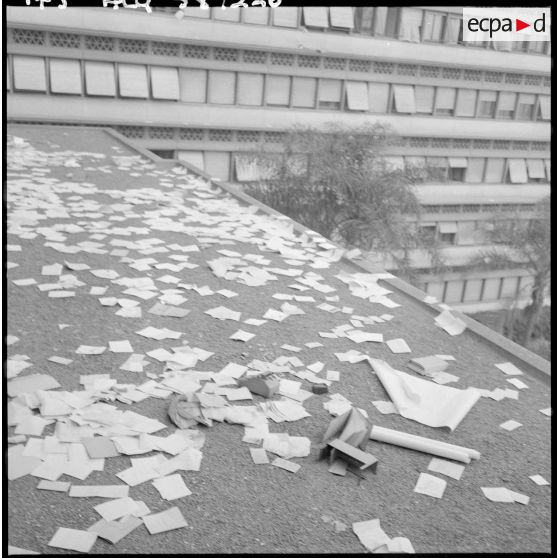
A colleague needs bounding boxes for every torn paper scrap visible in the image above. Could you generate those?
[507,378,529,390]
[431,372,460,385]
[87,516,143,545]
[262,434,311,460]
[386,537,415,553]
[218,362,248,379]
[494,362,523,376]
[69,485,129,498]
[76,345,106,355]
[37,480,71,492]
[529,475,549,486]
[499,420,522,431]
[249,447,269,465]
[7,446,42,480]
[48,528,97,553]
[386,338,412,354]
[109,340,134,353]
[408,356,448,376]
[369,358,480,430]
[481,487,529,504]
[372,401,398,415]
[414,472,447,498]
[427,458,465,481]
[7,359,33,379]
[143,506,188,535]
[272,457,300,473]
[352,518,391,553]
[8,374,61,397]
[229,330,255,342]
[82,437,121,459]
[152,474,192,500]
[48,356,73,366]
[434,310,467,336]
[94,497,139,521]
[369,425,480,464]
[480,487,514,503]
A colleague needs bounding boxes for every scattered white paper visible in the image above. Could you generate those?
[414,473,447,498]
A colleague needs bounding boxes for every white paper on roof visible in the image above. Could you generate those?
[370,359,480,430]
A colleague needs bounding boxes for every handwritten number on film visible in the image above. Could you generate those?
[24,0,282,9]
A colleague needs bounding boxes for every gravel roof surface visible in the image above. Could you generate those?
[6,124,552,554]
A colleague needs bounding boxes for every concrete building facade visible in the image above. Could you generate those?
[6,5,551,312]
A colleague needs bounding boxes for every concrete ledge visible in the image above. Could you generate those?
[24,123,548,385]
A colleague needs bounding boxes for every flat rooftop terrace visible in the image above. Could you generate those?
[6,124,552,554]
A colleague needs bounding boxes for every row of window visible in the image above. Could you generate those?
[7,56,551,123]
[8,119,549,153]
[388,84,549,121]
[153,6,550,55]
[424,274,535,305]
[399,156,550,184]
[9,28,551,90]
[419,220,493,247]
[168,151,550,186]
[421,203,536,215]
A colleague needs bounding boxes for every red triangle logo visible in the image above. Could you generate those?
[516,19,530,32]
